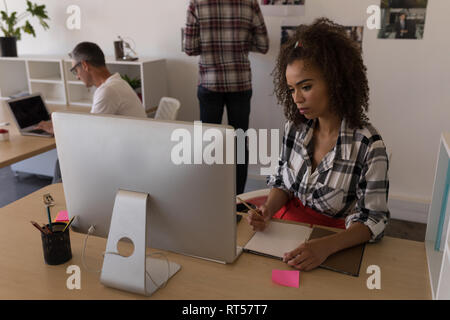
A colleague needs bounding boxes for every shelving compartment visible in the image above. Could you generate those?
[67,83,95,107]
[29,82,66,105]
[0,59,29,99]
[27,60,63,82]
[107,63,141,85]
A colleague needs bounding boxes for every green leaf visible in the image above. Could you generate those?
[6,11,17,26]
[121,74,141,90]
[1,11,8,22]
[26,1,49,20]
[0,26,9,37]
[13,27,21,40]
[39,17,49,30]
[23,20,35,37]
[1,1,50,39]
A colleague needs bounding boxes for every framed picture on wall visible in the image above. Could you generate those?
[378,0,428,39]
[280,26,296,46]
[280,25,364,51]
[181,28,185,52]
[261,0,306,17]
[343,26,364,50]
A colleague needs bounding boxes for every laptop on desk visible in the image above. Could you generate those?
[6,93,53,138]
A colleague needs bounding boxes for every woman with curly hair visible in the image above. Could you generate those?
[247,18,390,272]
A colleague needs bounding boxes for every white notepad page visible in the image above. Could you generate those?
[244,221,313,259]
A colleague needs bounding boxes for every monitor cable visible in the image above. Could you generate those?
[81,225,101,273]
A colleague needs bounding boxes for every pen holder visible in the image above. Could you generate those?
[41,222,72,265]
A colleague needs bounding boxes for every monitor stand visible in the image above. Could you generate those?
[100,189,181,296]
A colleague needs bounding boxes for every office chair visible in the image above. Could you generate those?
[154,97,181,121]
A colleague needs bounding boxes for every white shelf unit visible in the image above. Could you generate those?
[1,56,168,111]
[0,56,67,105]
[63,58,168,111]
[425,132,450,300]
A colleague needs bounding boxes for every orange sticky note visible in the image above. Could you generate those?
[272,270,300,288]
[55,210,69,222]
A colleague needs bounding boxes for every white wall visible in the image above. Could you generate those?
[5,0,450,212]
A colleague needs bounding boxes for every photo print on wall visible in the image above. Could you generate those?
[261,0,306,17]
[281,25,364,51]
[181,28,185,52]
[261,0,305,4]
[343,26,364,50]
[378,0,428,39]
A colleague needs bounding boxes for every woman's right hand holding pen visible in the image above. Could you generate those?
[247,204,273,232]
[246,187,291,232]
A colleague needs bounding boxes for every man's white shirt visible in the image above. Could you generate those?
[91,73,147,118]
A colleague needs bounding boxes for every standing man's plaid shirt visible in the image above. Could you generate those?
[268,119,390,242]
[185,0,269,92]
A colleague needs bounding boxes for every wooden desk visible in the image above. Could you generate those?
[0,102,89,169]
[0,184,432,300]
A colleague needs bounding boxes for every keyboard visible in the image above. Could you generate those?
[28,129,48,135]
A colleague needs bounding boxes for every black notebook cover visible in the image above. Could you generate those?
[309,227,365,277]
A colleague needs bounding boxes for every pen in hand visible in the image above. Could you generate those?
[237,197,262,217]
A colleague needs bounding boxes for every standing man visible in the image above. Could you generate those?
[184,0,269,195]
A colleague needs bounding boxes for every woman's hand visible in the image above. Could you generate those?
[246,204,272,232]
[283,237,332,271]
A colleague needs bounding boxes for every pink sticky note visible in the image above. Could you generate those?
[272,269,300,288]
[55,210,69,222]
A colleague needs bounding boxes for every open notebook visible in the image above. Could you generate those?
[243,221,312,260]
[243,221,365,277]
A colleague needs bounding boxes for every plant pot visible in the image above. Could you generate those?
[0,37,18,57]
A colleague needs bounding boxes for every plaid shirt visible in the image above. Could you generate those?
[268,119,390,242]
[185,0,269,92]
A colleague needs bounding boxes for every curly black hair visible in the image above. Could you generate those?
[273,18,370,129]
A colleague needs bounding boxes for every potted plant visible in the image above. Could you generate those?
[0,0,50,57]
[121,74,142,101]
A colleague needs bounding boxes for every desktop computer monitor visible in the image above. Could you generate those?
[52,111,240,264]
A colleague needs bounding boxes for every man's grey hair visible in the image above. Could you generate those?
[69,42,106,67]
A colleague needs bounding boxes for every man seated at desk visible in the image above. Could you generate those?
[37,42,147,183]
[37,41,147,134]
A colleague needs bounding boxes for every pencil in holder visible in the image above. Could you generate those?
[40,222,72,265]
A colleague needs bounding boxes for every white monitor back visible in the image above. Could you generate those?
[52,112,237,263]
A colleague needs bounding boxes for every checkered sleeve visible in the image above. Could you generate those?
[345,137,390,242]
[250,0,269,54]
[267,122,291,194]
[185,0,201,56]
